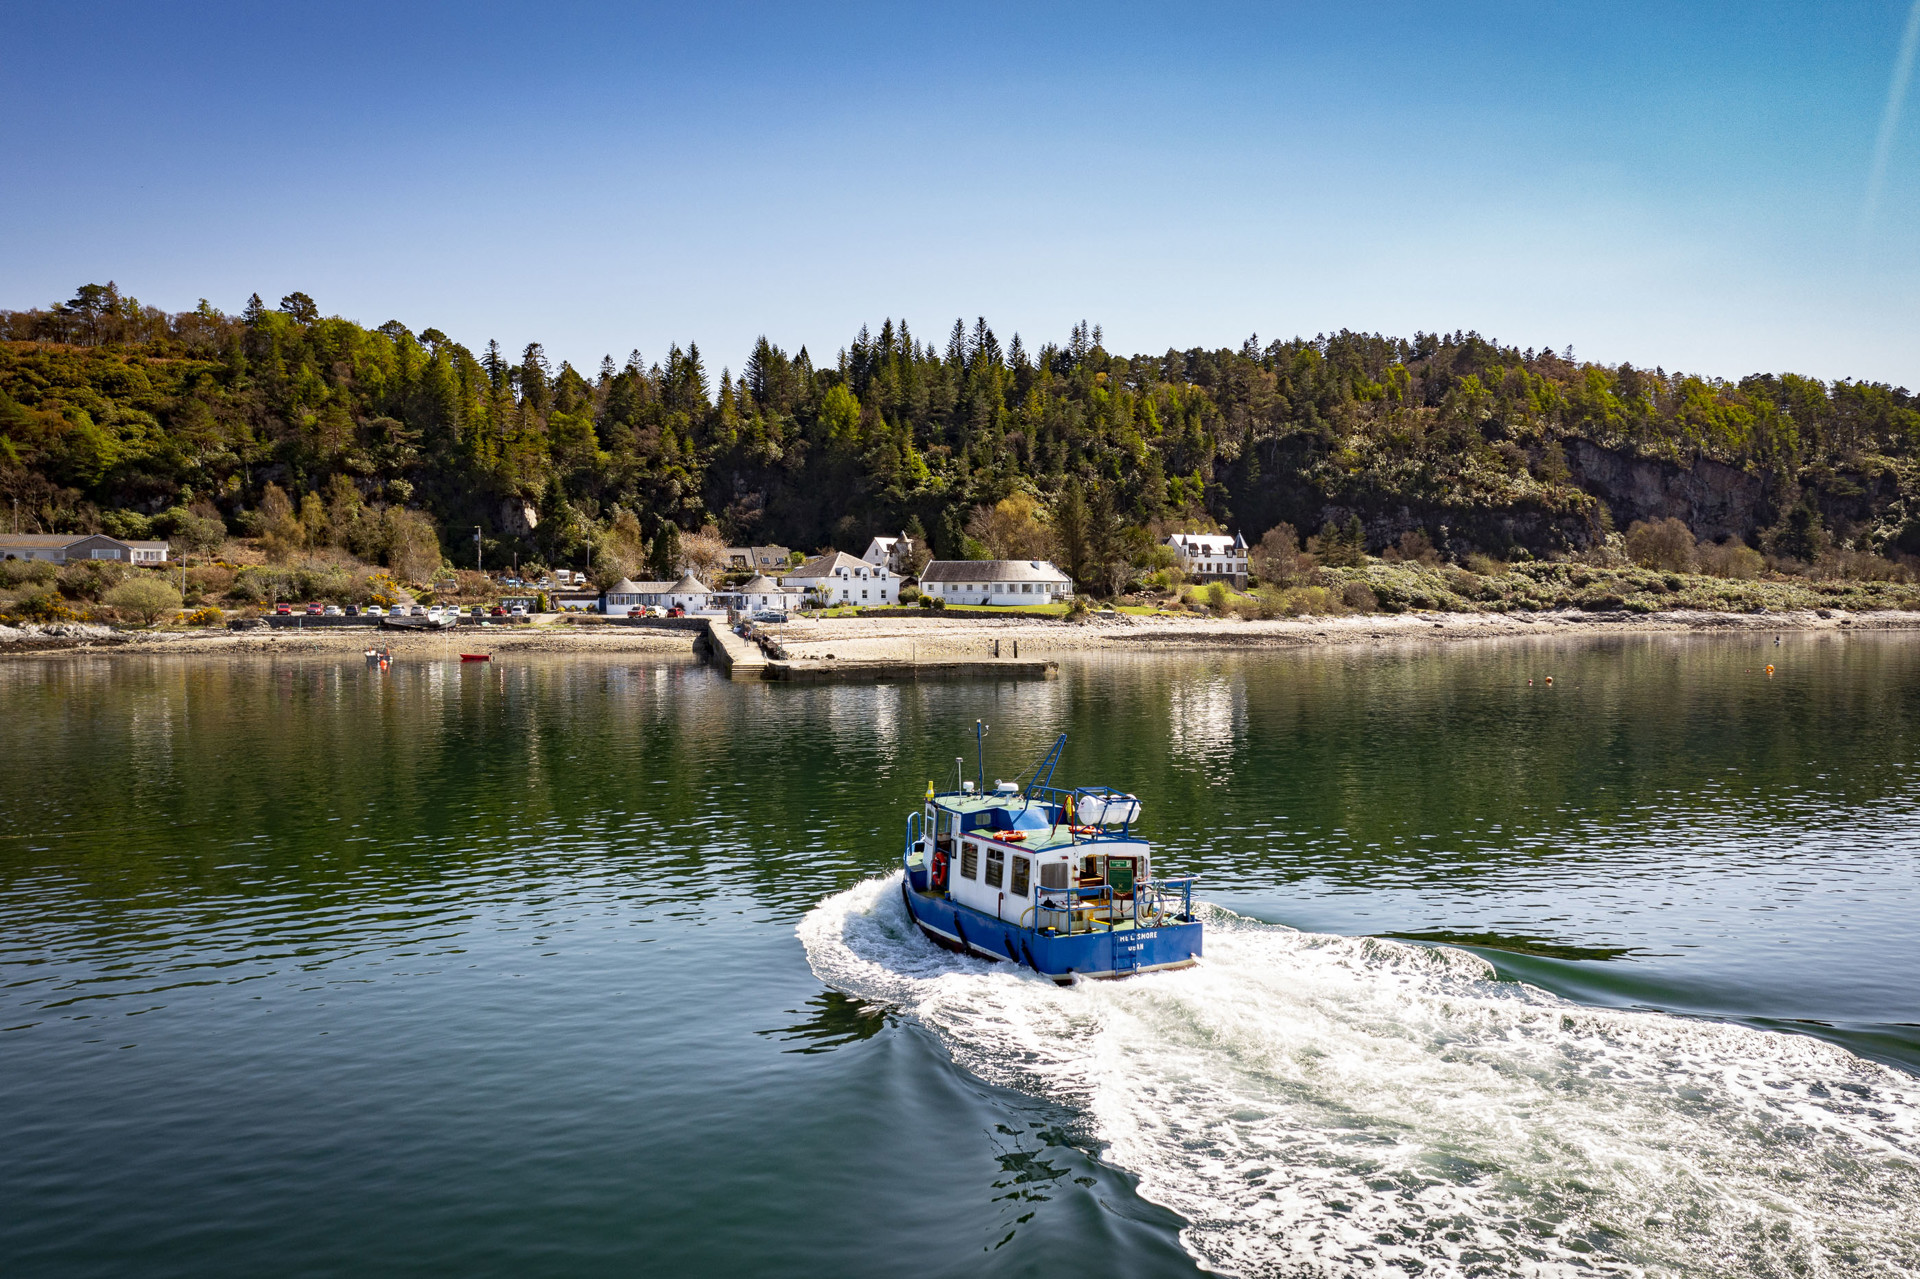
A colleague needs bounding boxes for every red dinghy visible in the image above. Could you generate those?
[460,653,491,662]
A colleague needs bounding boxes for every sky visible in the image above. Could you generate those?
[4,1,1919,385]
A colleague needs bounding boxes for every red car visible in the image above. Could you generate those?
[305,602,323,615]
[275,603,291,615]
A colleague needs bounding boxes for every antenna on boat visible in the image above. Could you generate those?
[975,720,988,789]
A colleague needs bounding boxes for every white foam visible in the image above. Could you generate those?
[800,874,1920,1278]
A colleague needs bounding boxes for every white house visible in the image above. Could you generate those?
[919,559,1074,607]
[601,574,720,614]
[0,533,169,564]
[860,533,917,574]
[1164,532,1247,586]
[783,550,899,606]
[725,575,804,614]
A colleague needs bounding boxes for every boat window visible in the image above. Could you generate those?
[1038,861,1068,891]
[984,848,1004,889]
[1080,854,1102,881]
[960,844,978,880]
[1010,856,1030,896]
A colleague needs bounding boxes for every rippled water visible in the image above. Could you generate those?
[2,634,1917,1277]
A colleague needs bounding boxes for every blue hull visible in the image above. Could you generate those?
[901,881,1201,983]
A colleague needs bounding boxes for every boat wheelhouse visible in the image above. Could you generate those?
[900,732,1200,982]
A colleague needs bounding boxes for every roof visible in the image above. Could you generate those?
[736,575,787,592]
[1165,532,1244,554]
[670,573,711,593]
[919,559,1071,584]
[604,579,676,594]
[0,534,89,548]
[785,550,889,580]
[128,541,170,550]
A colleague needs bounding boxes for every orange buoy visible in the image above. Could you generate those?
[1544,675,1553,686]
[1766,664,1775,676]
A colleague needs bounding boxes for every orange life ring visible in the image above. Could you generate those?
[931,849,950,889]
[1000,831,1027,842]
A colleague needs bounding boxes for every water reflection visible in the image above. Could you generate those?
[756,989,892,1053]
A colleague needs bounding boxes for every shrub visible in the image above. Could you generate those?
[1693,539,1763,580]
[184,605,224,627]
[104,578,183,626]
[9,588,74,622]
[58,559,131,600]
[899,584,921,604]
[1381,530,1441,566]
[1340,581,1379,612]
[1464,552,1508,576]
[929,595,946,610]
[1310,516,1367,568]
[1205,581,1230,613]
[1625,518,1695,572]
[1,558,60,588]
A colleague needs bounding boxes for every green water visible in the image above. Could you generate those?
[2,635,1917,1276]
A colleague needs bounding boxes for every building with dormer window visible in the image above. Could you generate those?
[781,550,899,606]
[1164,532,1247,587]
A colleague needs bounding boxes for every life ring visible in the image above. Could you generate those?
[1000,831,1027,842]
[931,848,950,890]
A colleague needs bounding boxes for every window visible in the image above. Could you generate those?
[1022,583,1031,593]
[1011,856,1030,896]
[1038,861,1069,891]
[960,844,979,880]
[984,847,1004,890]
[91,549,119,560]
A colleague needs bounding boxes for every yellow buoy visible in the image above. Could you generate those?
[925,780,935,798]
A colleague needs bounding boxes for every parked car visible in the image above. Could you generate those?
[344,604,360,617]
[470,605,486,618]
[365,605,385,617]
[305,602,323,615]
[752,610,788,623]
[509,605,527,617]
[489,605,507,616]
[275,603,292,615]
[323,604,343,617]
[409,605,425,616]
[667,606,685,618]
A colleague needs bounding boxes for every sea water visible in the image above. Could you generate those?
[1,634,1917,1276]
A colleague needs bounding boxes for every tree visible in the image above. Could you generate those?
[649,522,682,581]
[1050,480,1091,589]
[965,492,1050,559]
[680,525,728,580]
[279,292,319,324]
[1625,517,1695,572]
[1251,523,1315,585]
[105,577,182,627]
[1764,497,1828,564]
[385,509,441,582]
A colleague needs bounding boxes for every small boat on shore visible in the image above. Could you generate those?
[900,729,1200,982]
[460,653,490,663]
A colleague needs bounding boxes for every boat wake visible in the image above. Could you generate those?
[799,873,1920,1278]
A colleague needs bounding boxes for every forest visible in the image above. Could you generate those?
[4,282,1919,597]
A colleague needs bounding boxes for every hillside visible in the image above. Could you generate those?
[3,284,1918,596]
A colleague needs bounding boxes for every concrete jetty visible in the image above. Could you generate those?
[702,618,1053,682]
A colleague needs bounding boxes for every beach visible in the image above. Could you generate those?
[5,606,1918,661]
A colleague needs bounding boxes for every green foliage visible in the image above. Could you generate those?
[4,290,1919,592]
[103,576,181,626]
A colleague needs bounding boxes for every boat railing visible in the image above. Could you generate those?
[902,810,922,868]
[1029,875,1196,935]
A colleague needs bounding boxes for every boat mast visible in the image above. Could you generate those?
[975,720,988,789]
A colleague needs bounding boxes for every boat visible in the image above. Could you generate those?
[460,653,490,662]
[382,611,458,631]
[900,728,1200,983]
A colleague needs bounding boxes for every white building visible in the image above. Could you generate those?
[0,533,169,564]
[1164,532,1247,586]
[724,544,794,573]
[919,559,1074,607]
[726,575,804,614]
[782,550,899,606]
[860,532,917,574]
[601,574,721,615]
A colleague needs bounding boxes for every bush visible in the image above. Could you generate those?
[1205,581,1230,613]
[1381,530,1441,566]
[0,558,59,588]
[184,605,224,627]
[1625,518,1695,572]
[58,559,131,600]
[104,577,183,626]
[1464,552,1508,576]
[1694,539,1764,579]
[1340,581,1379,612]
[899,584,921,604]
[8,588,74,622]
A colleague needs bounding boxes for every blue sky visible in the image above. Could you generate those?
[5,1,1918,384]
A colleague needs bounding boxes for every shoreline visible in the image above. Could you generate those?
[5,606,1919,661]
